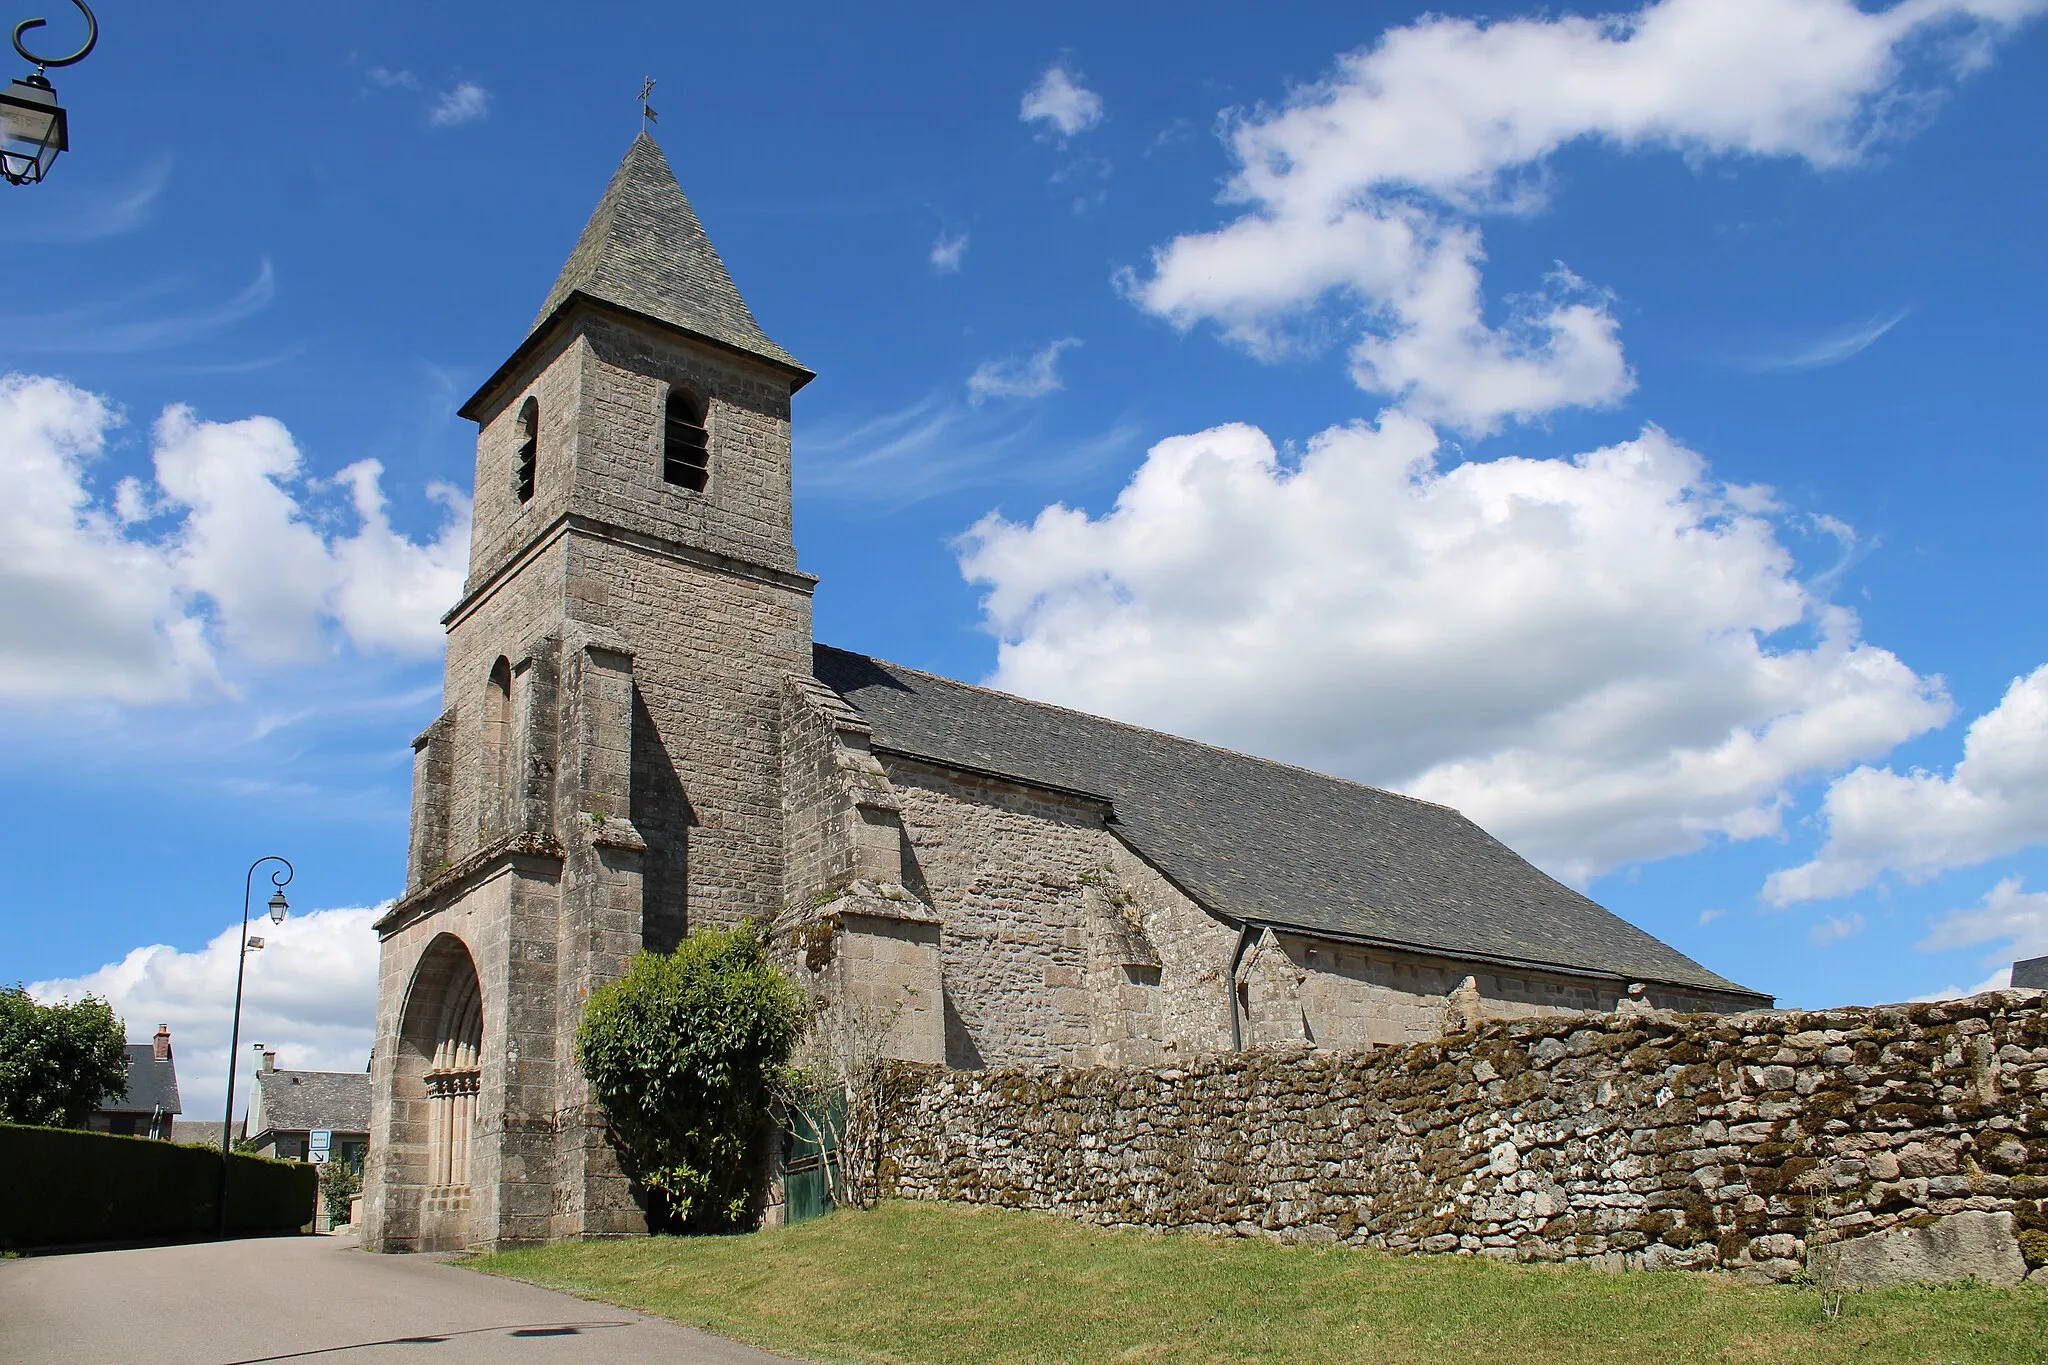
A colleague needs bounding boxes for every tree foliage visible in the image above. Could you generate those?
[320,1156,362,1227]
[574,923,803,1232]
[0,984,129,1129]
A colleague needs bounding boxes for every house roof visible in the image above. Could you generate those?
[534,131,807,379]
[252,1070,371,1136]
[103,1044,180,1116]
[812,645,1766,1002]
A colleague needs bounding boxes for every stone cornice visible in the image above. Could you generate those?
[375,832,566,937]
[443,512,817,632]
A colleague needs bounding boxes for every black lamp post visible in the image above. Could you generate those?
[1,1,95,186]
[218,856,292,1239]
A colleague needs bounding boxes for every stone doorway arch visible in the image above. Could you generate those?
[394,934,486,1251]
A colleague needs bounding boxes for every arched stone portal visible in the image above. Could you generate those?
[393,934,485,1251]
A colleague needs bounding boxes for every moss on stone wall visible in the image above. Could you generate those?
[880,993,2048,1281]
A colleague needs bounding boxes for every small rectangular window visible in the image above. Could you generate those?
[514,398,539,504]
[664,391,709,492]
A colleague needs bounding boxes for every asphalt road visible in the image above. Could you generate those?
[0,1231,791,1364]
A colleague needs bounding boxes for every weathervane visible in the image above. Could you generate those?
[639,76,658,132]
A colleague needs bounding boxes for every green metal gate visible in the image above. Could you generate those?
[782,1093,843,1225]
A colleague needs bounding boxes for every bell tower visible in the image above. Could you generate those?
[363,133,816,1252]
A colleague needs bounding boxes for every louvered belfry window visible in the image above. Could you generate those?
[663,389,710,492]
[514,397,538,504]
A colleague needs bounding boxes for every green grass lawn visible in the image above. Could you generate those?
[466,1201,2046,1364]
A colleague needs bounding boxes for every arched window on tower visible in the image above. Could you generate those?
[663,388,709,492]
[514,398,538,504]
[483,657,512,836]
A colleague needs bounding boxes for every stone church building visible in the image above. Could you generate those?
[361,135,1769,1253]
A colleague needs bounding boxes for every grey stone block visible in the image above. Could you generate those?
[1832,1212,2029,1288]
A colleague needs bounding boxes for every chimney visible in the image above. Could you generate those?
[153,1025,171,1061]
[261,1049,278,1074]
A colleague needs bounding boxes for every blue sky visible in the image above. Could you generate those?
[6,0,2045,1116]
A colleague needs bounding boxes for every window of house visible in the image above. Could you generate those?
[514,398,538,504]
[663,389,709,492]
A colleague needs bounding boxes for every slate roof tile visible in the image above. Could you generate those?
[253,1070,371,1135]
[103,1044,180,1116]
[813,645,1766,1001]
[534,132,806,377]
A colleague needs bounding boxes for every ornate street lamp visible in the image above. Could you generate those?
[218,855,293,1239]
[2,1,96,186]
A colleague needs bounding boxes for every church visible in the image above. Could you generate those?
[361,134,1769,1254]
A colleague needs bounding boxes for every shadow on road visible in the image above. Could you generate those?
[220,1320,639,1363]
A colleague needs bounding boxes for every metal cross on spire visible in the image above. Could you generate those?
[639,76,658,132]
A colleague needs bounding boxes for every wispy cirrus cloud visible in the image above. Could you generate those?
[796,389,1136,509]
[1743,308,1910,371]
[0,155,173,245]
[0,259,275,355]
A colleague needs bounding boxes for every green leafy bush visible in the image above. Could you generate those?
[575,923,803,1232]
[0,1123,316,1249]
[321,1157,362,1227]
[0,985,128,1128]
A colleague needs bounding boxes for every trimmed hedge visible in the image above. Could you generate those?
[0,1122,317,1249]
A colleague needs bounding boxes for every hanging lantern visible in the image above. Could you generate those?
[3,1,96,187]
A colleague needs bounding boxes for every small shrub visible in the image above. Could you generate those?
[321,1158,362,1227]
[575,923,803,1233]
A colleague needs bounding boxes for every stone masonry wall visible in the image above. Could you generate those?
[883,992,2048,1282]
[887,756,1118,1069]
[566,531,809,944]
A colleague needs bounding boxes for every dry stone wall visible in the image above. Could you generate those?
[882,991,2048,1283]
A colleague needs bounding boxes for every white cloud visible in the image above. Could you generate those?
[30,906,382,1123]
[930,231,969,274]
[365,66,419,91]
[0,373,469,701]
[1021,64,1103,138]
[959,414,1949,881]
[327,460,470,655]
[1911,966,2025,1002]
[1129,0,2041,433]
[1918,876,2048,964]
[1698,908,1725,926]
[1765,665,2048,903]
[429,82,490,127]
[968,339,1082,405]
[1810,911,1866,946]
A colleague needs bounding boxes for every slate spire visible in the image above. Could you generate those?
[535,132,804,376]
